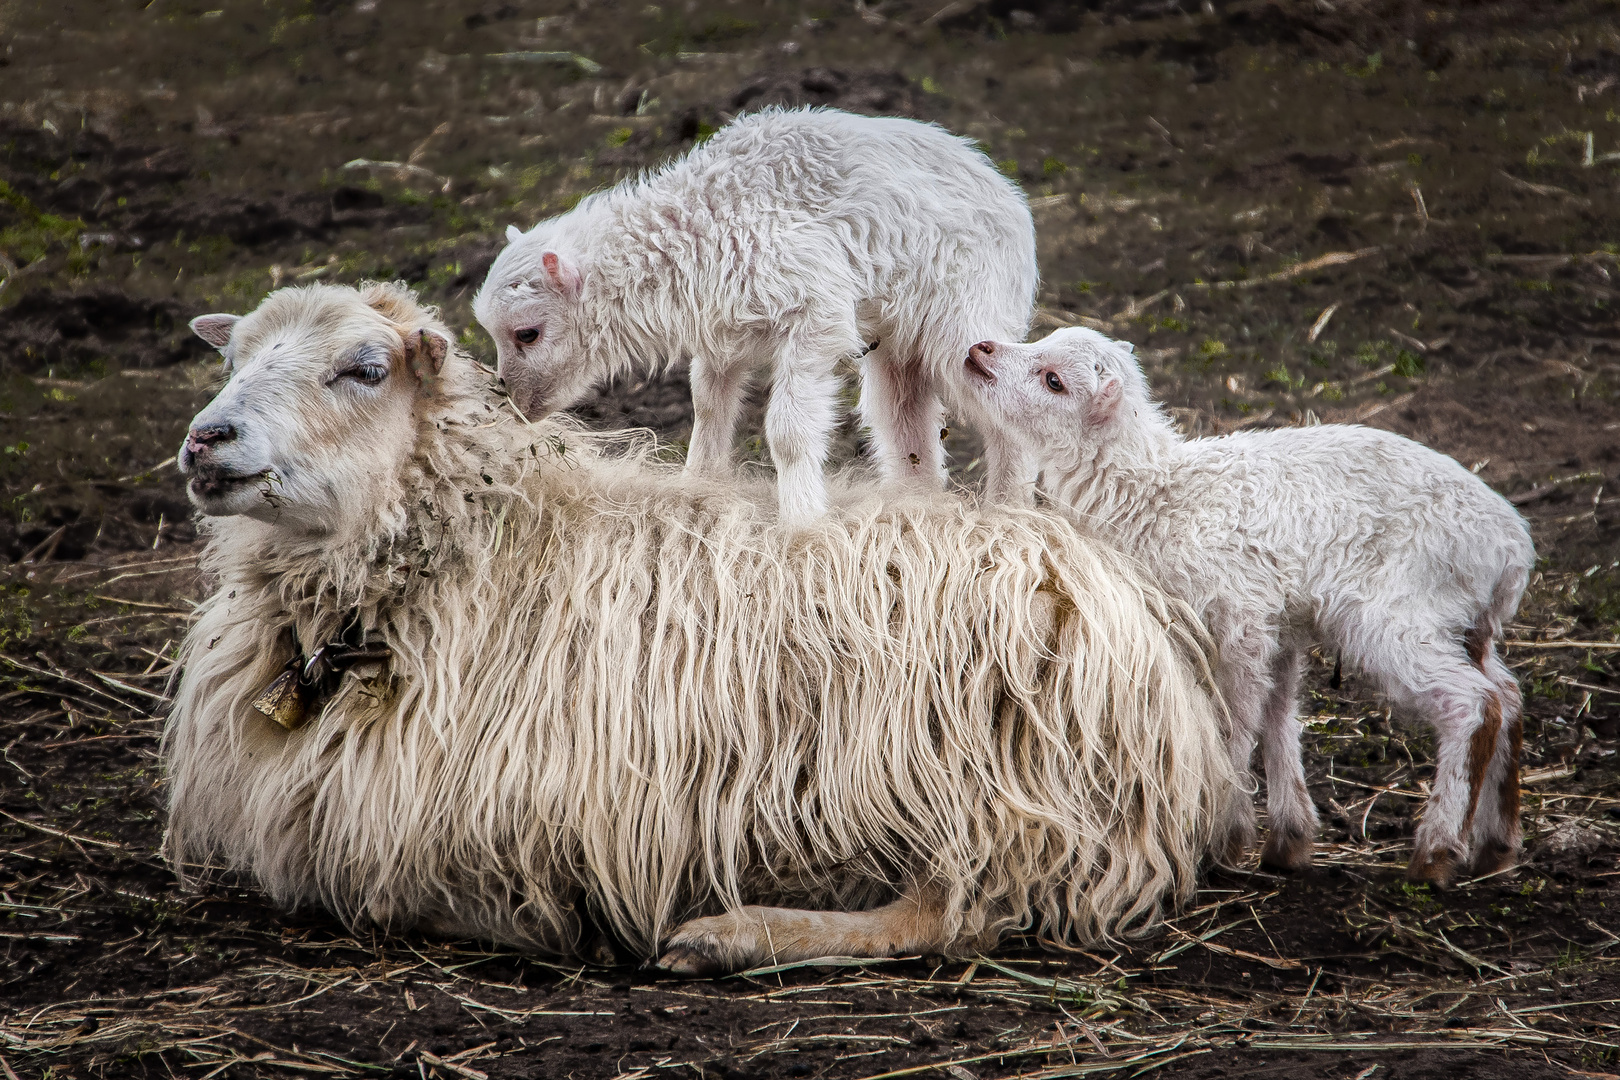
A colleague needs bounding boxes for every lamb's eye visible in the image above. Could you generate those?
[1044,371,1066,393]
[515,327,540,345]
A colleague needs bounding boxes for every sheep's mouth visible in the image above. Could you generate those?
[964,353,995,383]
[188,470,266,499]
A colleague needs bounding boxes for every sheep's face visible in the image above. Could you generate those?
[179,285,449,534]
[960,327,1138,450]
[473,226,588,419]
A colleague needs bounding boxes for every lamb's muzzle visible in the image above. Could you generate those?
[965,342,998,383]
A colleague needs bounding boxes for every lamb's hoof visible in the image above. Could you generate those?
[655,941,728,978]
[1259,827,1314,872]
[1468,840,1519,878]
[1405,846,1461,889]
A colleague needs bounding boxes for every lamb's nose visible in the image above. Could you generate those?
[186,423,237,455]
[970,341,995,358]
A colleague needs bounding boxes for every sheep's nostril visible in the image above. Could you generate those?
[187,423,237,453]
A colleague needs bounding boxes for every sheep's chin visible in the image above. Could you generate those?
[187,472,278,519]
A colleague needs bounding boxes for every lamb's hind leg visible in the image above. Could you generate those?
[1259,647,1318,871]
[656,887,952,977]
[1467,637,1525,877]
[858,353,946,489]
[1380,644,1502,888]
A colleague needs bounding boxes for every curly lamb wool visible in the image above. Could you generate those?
[164,283,1237,971]
[474,107,1040,528]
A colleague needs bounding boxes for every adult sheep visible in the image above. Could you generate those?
[474,107,1039,529]
[167,283,1236,972]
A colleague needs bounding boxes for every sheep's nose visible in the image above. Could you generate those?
[186,423,237,455]
[970,341,995,357]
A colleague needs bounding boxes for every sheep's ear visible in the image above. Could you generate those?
[505,224,523,243]
[405,328,451,391]
[1087,375,1124,425]
[190,313,240,349]
[541,251,583,301]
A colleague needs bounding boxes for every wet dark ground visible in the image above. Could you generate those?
[2,1,1619,1077]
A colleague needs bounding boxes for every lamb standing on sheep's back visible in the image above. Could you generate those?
[960,327,1535,888]
[165,283,1238,971]
[474,107,1040,529]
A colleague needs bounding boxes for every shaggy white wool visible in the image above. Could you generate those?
[473,107,1039,528]
[960,327,1535,886]
[165,284,1238,965]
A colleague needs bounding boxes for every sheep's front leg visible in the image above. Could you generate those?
[765,331,844,528]
[686,359,752,478]
[1258,648,1317,871]
[859,355,946,488]
[656,887,950,977]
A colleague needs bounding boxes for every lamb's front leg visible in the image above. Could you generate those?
[656,887,952,977]
[686,359,752,477]
[765,328,846,528]
[858,355,946,488]
[1258,648,1318,871]
[1213,628,1278,864]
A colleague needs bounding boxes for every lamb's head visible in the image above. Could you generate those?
[961,327,1150,452]
[180,282,454,534]
[473,223,590,419]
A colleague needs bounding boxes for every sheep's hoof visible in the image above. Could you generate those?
[1405,846,1461,889]
[1259,827,1313,872]
[654,940,728,978]
[1468,840,1519,878]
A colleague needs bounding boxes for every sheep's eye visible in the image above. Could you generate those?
[515,327,540,345]
[1044,371,1066,393]
[336,362,389,386]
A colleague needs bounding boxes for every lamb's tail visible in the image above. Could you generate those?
[1466,541,1532,668]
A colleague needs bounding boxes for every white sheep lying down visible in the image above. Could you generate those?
[475,107,1039,529]
[960,327,1535,888]
[166,283,1237,971]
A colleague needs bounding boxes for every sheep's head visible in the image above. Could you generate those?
[473,223,589,420]
[180,282,453,534]
[960,327,1147,450]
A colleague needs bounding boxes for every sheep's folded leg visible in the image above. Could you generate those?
[656,887,950,977]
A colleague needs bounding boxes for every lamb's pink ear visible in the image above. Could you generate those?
[505,224,523,243]
[405,328,451,392]
[541,251,583,301]
[190,313,240,349]
[1086,375,1124,425]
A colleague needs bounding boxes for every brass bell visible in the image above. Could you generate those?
[252,669,310,731]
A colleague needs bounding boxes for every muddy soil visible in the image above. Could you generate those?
[2,1,1618,1078]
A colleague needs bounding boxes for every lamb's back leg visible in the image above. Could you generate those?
[858,353,946,488]
[1359,630,1502,887]
[1466,642,1525,876]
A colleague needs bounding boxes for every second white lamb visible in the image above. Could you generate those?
[959,326,1535,887]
